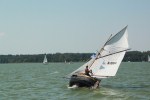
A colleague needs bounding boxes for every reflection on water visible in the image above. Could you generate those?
[0,62,149,100]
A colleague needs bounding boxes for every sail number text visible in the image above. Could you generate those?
[107,62,117,65]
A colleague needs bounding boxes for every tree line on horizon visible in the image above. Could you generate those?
[0,51,150,63]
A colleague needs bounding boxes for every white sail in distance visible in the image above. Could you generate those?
[68,26,129,79]
[43,54,48,64]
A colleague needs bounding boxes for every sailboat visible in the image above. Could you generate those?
[43,54,48,64]
[148,55,150,62]
[67,26,130,88]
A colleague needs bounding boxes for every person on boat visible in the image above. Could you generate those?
[85,66,93,76]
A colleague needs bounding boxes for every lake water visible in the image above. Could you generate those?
[0,62,149,100]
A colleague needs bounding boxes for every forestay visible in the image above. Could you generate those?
[68,26,129,79]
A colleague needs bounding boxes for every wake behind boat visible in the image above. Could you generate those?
[67,26,130,88]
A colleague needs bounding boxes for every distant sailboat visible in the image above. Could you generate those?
[43,54,48,64]
[65,60,72,64]
[148,55,150,62]
[67,26,130,88]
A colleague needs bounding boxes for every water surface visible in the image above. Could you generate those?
[0,62,149,100]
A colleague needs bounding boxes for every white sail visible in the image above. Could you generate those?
[68,26,129,79]
[148,55,150,62]
[43,54,48,64]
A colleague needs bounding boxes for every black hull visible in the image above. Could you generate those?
[69,74,99,88]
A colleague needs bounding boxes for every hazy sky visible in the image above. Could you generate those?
[0,0,150,54]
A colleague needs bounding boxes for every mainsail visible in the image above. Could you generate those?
[43,54,48,64]
[68,26,129,79]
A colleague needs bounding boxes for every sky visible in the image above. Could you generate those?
[0,0,150,54]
